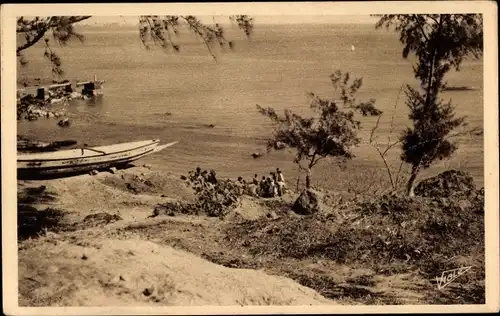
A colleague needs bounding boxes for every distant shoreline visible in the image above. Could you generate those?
[78,22,377,31]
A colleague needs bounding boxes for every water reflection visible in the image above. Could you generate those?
[86,95,104,107]
[69,96,105,116]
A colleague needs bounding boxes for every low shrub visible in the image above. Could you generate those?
[225,170,484,275]
[178,168,245,218]
[18,205,67,240]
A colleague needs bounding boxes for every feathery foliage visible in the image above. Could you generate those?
[17,16,91,78]
[138,15,253,60]
[17,15,254,78]
[375,14,483,196]
[257,70,382,188]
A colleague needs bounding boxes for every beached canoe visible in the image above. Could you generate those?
[17,139,177,178]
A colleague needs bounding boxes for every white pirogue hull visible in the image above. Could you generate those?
[17,139,177,178]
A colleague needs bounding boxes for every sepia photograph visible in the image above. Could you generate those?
[1,2,499,315]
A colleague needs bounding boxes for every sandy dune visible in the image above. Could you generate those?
[19,235,333,306]
[18,168,334,306]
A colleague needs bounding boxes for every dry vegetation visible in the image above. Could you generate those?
[17,166,485,306]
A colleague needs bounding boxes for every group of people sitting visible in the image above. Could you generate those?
[192,167,219,186]
[191,167,287,199]
[237,168,287,198]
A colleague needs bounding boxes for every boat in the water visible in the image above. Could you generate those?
[17,139,78,153]
[17,139,177,178]
[443,85,476,91]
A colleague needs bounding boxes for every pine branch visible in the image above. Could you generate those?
[17,27,48,53]
[17,16,91,53]
[181,15,218,60]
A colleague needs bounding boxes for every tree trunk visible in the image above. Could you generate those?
[406,165,419,197]
[424,15,443,107]
[305,153,316,190]
[305,168,312,189]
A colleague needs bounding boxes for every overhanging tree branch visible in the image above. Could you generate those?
[17,16,91,53]
[17,27,48,53]
[17,15,253,77]
[181,15,218,60]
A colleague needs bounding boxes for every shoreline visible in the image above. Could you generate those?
[16,109,485,190]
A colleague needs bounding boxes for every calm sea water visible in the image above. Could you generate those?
[17,23,484,189]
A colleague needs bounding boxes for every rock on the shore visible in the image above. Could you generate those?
[251,152,262,159]
[415,170,477,198]
[58,118,71,128]
[266,211,279,220]
[292,189,322,215]
[83,212,122,225]
[70,92,82,99]
[152,201,188,217]
[50,98,64,104]
[274,141,287,150]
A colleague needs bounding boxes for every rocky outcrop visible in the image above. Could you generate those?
[152,201,191,217]
[274,141,287,150]
[292,189,322,215]
[415,170,477,198]
[83,212,122,225]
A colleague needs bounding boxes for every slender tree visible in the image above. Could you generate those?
[257,70,381,190]
[375,14,483,196]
